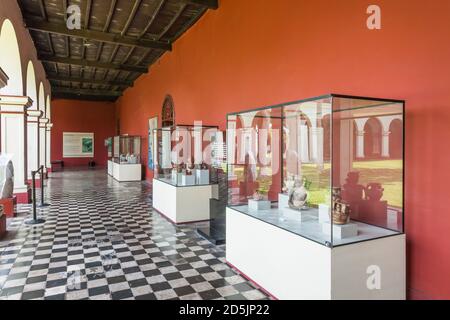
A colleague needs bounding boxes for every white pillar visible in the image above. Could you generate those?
[27,110,42,179]
[46,123,53,171]
[0,95,32,203]
[382,131,391,158]
[299,123,309,163]
[310,127,324,165]
[356,130,365,158]
[39,118,49,176]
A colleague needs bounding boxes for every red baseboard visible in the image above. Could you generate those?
[226,260,278,300]
[0,215,6,239]
[14,190,31,204]
[27,178,42,188]
[0,197,16,218]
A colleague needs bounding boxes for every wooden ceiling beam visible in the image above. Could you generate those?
[121,0,142,36]
[26,21,172,51]
[52,92,118,102]
[47,75,133,87]
[39,55,148,73]
[184,0,219,9]
[157,3,187,40]
[52,87,122,97]
[139,0,166,38]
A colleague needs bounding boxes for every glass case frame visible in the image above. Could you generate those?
[153,125,221,187]
[226,94,405,248]
[113,135,142,165]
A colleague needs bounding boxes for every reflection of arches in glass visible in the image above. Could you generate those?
[26,61,37,109]
[0,19,23,95]
[162,95,175,127]
[364,118,382,159]
[389,119,403,159]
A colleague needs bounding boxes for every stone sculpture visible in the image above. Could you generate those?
[288,179,308,210]
[0,156,14,200]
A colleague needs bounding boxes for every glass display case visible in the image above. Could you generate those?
[113,135,142,165]
[227,94,404,247]
[153,125,220,186]
[105,137,113,158]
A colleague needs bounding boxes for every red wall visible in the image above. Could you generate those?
[116,0,450,299]
[51,99,116,167]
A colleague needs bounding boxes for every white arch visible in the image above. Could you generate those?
[38,82,45,115]
[0,19,23,95]
[26,61,37,109]
[46,95,51,120]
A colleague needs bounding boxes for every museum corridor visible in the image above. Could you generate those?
[0,169,268,300]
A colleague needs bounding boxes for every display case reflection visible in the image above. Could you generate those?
[113,135,142,165]
[227,95,404,247]
[153,125,221,186]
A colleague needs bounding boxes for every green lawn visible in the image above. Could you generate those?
[230,160,403,208]
[301,160,403,207]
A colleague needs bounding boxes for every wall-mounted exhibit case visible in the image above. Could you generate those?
[111,135,142,182]
[152,125,221,224]
[226,94,405,300]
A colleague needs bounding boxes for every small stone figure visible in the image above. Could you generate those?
[252,190,265,201]
[200,162,208,170]
[282,174,297,194]
[288,179,308,211]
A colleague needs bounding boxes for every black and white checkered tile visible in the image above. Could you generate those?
[0,170,269,300]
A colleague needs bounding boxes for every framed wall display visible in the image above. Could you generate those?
[162,95,175,127]
[148,117,158,170]
[63,132,94,158]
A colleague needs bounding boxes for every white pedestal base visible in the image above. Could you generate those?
[107,160,113,176]
[319,204,331,223]
[226,207,406,300]
[248,199,271,211]
[196,169,210,185]
[278,193,289,209]
[282,207,309,222]
[322,222,358,239]
[181,174,196,186]
[153,178,218,224]
[112,162,141,182]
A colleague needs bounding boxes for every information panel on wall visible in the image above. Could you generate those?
[63,132,94,158]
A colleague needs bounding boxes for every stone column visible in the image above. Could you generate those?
[310,127,324,166]
[39,118,49,178]
[356,130,365,158]
[299,123,309,163]
[46,123,53,172]
[382,131,391,158]
[0,95,32,203]
[27,110,43,180]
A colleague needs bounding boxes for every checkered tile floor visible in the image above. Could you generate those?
[0,169,269,300]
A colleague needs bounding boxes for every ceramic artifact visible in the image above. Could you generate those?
[331,187,351,225]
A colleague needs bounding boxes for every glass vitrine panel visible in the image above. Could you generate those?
[153,125,221,186]
[113,135,141,165]
[227,95,404,247]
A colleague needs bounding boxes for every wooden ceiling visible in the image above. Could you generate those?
[18,0,218,101]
